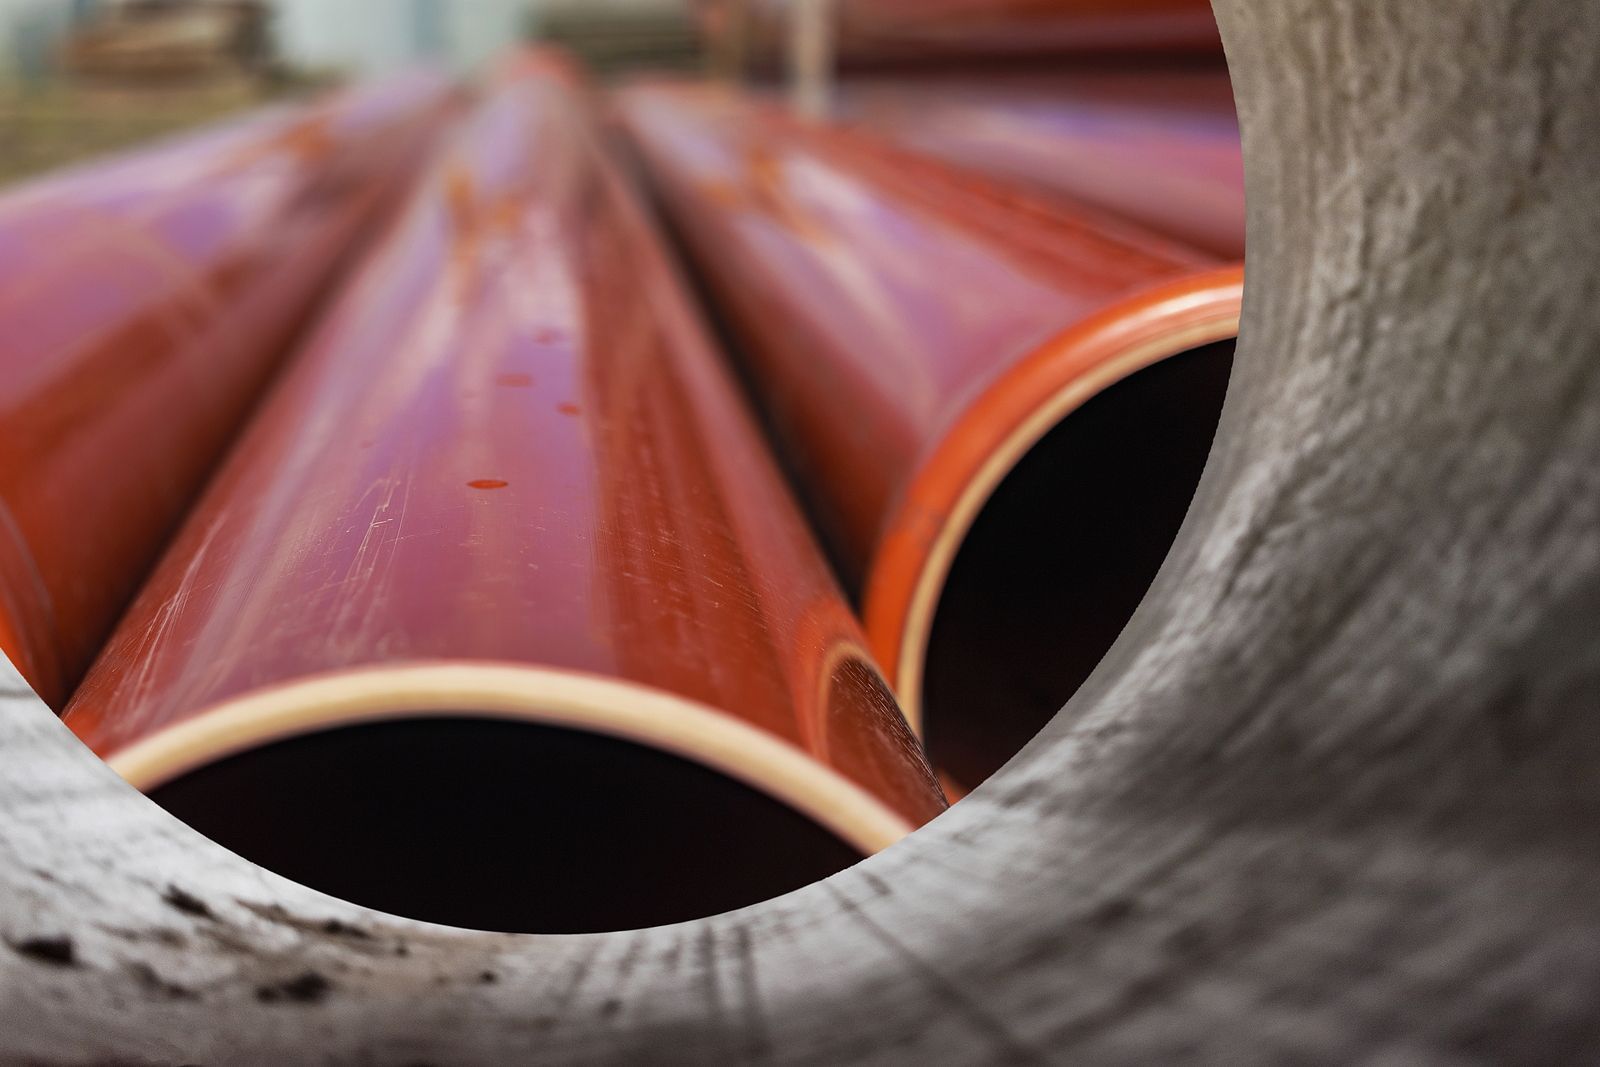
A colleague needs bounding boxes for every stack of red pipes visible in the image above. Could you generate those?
[0,0,1245,930]
[24,56,945,934]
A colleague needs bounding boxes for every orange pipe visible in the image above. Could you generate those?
[619,82,1242,790]
[63,60,943,932]
[0,72,455,707]
[842,69,1245,260]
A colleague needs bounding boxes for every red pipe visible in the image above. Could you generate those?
[63,59,943,929]
[0,72,455,708]
[842,69,1245,260]
[618,82,1242,790]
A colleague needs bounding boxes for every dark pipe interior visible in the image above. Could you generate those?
[151,717,863,934]
[923,340,1234,791]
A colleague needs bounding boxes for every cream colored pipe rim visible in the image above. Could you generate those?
[109,661,915,856]
[895,320,1240,733]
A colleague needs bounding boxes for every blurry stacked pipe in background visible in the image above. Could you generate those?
[618,82,1241,795]
[63,54,945,935]
[831,0,1224,63]
[710,0,1224,70]
[839,70,1245,260]
[0,71,456,709]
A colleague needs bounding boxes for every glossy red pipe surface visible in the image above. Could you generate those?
[63,62,944,868]
[842,69,1245,260]
[0,72,454,708]
[619,82,1242,788]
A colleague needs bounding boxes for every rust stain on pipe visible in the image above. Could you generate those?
[62,58,944,929]
[0,72,456,708]
[618,82,1243,790]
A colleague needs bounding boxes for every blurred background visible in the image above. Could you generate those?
[0,0,704,182]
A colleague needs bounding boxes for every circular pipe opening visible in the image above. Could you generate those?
[150,717,864,934]
[922,339,1234,792]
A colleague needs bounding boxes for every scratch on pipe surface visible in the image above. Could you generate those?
[328,465,414,649]
[124,517,223,708]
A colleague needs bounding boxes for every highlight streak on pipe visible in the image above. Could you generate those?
[0,72,455,707]
[618,82,1242,790]
[63,59,944,879]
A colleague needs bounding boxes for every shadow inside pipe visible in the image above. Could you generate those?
[924,340,1234,792]
[150,717,863,934]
